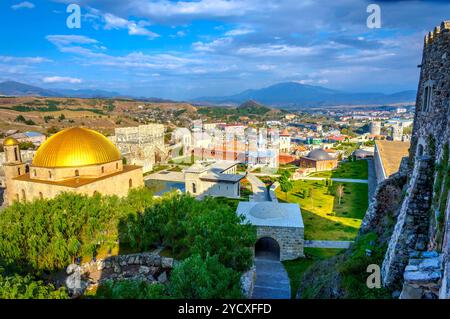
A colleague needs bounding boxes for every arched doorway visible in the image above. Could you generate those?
[255,237,280,260]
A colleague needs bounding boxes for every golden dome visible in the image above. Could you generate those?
[32,127,121,168]
[3,137,19,146]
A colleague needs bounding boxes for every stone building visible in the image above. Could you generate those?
[113,124,167,173]
[2,127,144,206]
[298,149,338,172]
[236,201,304,261]
[363,22,450,298]
[184,160,244,199]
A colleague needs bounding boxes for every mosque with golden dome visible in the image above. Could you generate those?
[2,127,144,205]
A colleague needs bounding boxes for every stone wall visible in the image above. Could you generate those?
[256,225,304,261]
[376,21,450,296]
[65,252,175,297]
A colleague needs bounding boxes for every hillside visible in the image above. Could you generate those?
[192,82,417,108]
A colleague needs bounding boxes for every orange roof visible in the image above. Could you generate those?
[280,129,290,136]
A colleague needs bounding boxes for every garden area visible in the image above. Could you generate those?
[308,159,369,180]
[275,179,368,241]
[0,189,256,299]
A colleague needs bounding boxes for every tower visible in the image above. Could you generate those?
[2,137,26,205]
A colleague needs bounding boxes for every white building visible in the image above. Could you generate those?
[184,161,244,199]
[279,129,291,153]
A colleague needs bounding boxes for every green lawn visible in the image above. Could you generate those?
[276,179,368,240]
[309,160,368,179]
[283,248,343,298]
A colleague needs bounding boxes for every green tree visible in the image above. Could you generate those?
[169,254,243,299]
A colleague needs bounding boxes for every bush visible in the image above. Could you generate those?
[169,254,243,299]
[91,280,167,299]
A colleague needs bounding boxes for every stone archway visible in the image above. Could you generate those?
[255,237,280,261]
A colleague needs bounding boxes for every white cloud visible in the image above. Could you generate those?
[46,35,99,46]
[0,56,50,64]
[11,1,34,10]
[103,13,159,38]
[224,28,253,36]
[42,76,82,84]
[237,44,314,57]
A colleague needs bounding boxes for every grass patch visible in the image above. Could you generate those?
[283,248,343,298]
[309,160,368,180]
[276,180,368,240]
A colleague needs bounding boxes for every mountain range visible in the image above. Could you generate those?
[192,82,417,108]
[0,80,416,108]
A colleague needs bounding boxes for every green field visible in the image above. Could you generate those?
[283,248,343,298]
[276,179,368,240]
[309,160,368,179]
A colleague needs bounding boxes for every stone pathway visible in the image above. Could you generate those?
[304,240,354,249]
[252,257,291,299]
[246,173,270,202]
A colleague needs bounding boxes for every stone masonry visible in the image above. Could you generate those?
[376,21,450,298]
[256,226,304,261]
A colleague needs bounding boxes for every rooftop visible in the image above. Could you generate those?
[236,201,304,228]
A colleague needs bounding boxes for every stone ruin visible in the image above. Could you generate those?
[65,252,175,298]
[366,21,450,299]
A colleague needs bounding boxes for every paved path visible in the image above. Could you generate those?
[247,173,270,202]
[297,176,368,184]
[144,170,184,182]
[304,240,354,249]
[252,258,291,299]
[367,159,377,203]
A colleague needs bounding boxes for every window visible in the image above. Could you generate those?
[417,144,424,157]
[75,170,79,177]
[192,183,197,194]
[21,189,26,202]
[423,80,433,112]
[101,166,105,174]
[17,168,21,175]
[116,163,119,170]
[14,148,18,161]
[129,179,133,189]
[48,171,52,179]
[39,192,43,200]
[33,170,37,177]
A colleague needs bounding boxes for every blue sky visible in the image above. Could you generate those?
[1,0,450,99]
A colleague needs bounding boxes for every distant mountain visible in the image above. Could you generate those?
[51,88,122,99]
[192,82,417,108]
[0,81,58,97]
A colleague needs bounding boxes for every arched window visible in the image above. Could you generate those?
[21,189,26,202]
[417,144,424,157]
[48,171,52,179]
[14,148,18,161]
[17,168,21,175]
[75,169,79,177]
[129,179,133,189]
[423,80,434,112]
[192,183,197,194]
[33,169,37,177]
[101,166,105,174]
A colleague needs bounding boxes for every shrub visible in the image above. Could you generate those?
[169,254,243,299]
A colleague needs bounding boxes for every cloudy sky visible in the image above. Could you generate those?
[1,0,449,99]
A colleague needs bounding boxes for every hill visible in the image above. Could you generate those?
[192,82,416,108]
